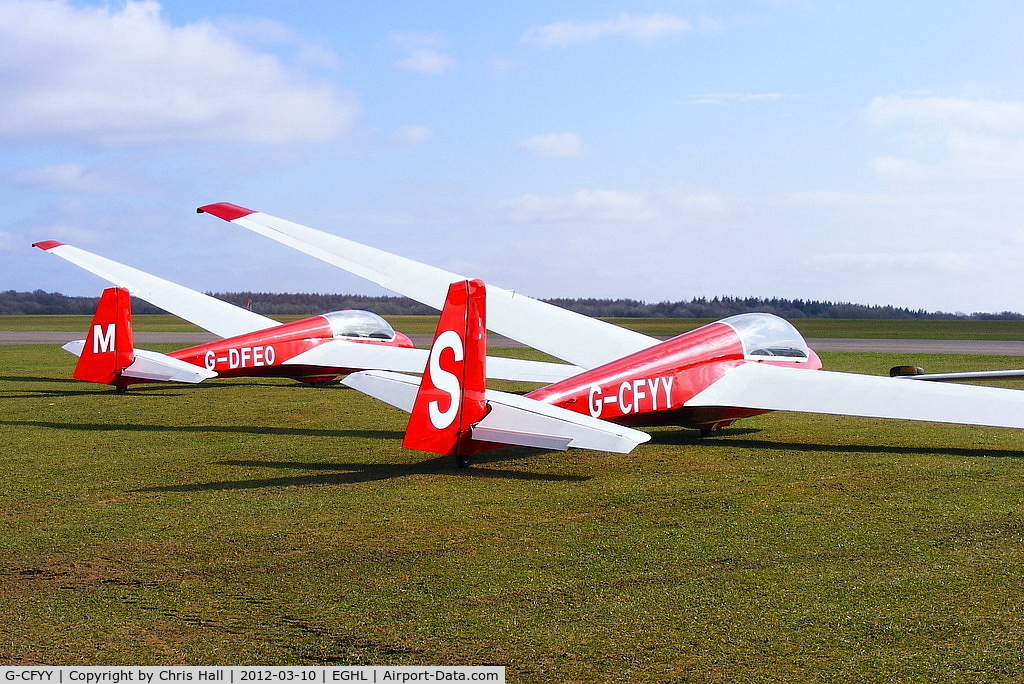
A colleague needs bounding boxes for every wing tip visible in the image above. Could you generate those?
[32,240,65,251]
[197,202,257,221]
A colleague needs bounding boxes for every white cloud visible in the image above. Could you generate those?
[520,132,584,158]
[865,96,1024,181]
[501,189,656,224]
[394,49,455,75]
[523,13,690,47]
[869,156,938,181]
[0,0,358,145]
[865,96,1024,131]
[498,183,722,225]
[390,31,454,75]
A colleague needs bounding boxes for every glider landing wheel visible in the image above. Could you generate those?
[114,385,128,395]
[455,454,473,469]
[699,426,721,438]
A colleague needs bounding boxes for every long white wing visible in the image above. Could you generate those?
[197,203,657,369]
[34,240,278,339]
[285,340,584,383]
[686,363,1024,429]
[343,370,650,453]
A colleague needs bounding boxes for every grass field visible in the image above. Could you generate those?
[2,328,1024,680]
[6,314,1024,340]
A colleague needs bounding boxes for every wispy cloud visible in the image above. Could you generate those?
[865,96,1024,181]
[390,31,455,75]
[395,49,455,75]
[498,183,723,225]
[520,132,584,158]
[523,13,690,47]
[391,125,434,146]
[0,0,357,146]
[10,163,111,193]
[865,96,1024,131]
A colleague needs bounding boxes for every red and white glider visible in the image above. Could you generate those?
[198,202,1024,466]
[34,241,582,391]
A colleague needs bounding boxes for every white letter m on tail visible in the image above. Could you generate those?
[92,323,115,354]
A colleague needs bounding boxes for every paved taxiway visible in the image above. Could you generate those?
[4,331,1024,356]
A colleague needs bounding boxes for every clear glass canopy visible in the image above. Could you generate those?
[322,310,397,340]
[720,313,809,360]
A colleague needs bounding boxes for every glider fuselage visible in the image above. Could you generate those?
[527,317,823,431]
[166,312,414,384]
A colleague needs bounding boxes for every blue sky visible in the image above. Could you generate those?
[3,1,1024,313]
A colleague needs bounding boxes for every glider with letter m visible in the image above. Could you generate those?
[196,201,1024,467]
[33,240,581,392]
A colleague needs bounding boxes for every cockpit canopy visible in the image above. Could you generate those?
[322,310,396,341]
[720,313,809,361]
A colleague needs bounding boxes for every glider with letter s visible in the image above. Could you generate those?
[33,240,581,392]
[197,202,1024,467]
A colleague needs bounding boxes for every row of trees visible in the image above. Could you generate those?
[3,289,1021,320]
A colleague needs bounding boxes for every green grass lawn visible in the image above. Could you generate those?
[1,343,1024,679]
[6,314,1024,340]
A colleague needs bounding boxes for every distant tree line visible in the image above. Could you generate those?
[2,289,1021,320]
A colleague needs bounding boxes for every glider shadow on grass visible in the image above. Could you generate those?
[0,418,586,487]
[136,451,590,492]
[649,427,1024,460]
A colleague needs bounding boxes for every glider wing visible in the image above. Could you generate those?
[284,340,584,383]
[686,362,1024,430]
[197,203,657,369]
[34,240,278,339]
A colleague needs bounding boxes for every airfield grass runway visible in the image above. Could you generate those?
[2,317,1024,679]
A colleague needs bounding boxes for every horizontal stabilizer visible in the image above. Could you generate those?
[122,349,218,384]
[62,340,215,384]
[686,362,1024,429]
[343,370,650,453]
[284,340,584,383]
[473,387,651,453]
[34,241,278,339]
[198,203,657,368]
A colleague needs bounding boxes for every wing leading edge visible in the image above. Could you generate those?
[34,241,278,339]
[197,203,658,369]
[284,340,584,384]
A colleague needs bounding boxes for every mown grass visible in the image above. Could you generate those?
[7,315,1024,340]
[1,344,1024,680]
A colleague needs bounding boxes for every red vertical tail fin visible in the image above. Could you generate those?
[74,287,135,386]
[403,279,488,465]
